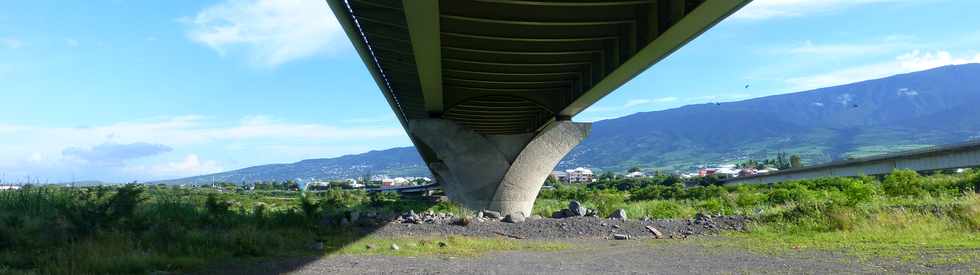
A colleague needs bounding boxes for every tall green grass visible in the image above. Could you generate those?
[0,185,448,274]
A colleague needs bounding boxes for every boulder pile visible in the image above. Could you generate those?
[551,200,598,218]
[394,210,458,224]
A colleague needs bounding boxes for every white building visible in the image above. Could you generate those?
[625,171,645,178]
[0,185,21,191]
[564,167,595,183]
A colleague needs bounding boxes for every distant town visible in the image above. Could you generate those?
[0,159,789,191]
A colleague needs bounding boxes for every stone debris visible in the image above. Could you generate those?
[553,201,591,218]
[502,212,526,223]
[482,210,502,219]
[394,210,458,225]
[645,225,663,238]
[390,244,400,251]
[609,209,628,220]
[345,208,750,241]
[569,200,587,216]
[613,234,630,240]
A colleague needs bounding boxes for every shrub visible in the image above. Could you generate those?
[949,195,980,231]
[627,200,690,219]
[299,193,320,220]
[685,185,727,201]
[695,198,734,216]
[204,194,232,218]
[824,206,861,231]
[734,191,768,208]
[882,169,925,197]
[587,190,627,216]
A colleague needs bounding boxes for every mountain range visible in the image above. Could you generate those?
[161,64,980,184]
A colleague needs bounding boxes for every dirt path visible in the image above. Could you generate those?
[217,238,977,274]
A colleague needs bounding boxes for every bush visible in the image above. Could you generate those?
[824,206,862,231]
[627,200,691,219]
[695,198,734,216]
[734,191,768,208]
[949,195,980,231]
[587,190,627,216]
[204,193,232,218]
[882,169,925,197]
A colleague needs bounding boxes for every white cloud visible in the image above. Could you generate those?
[183,0,347,67]
[783,39,908,56]
[1,37,24,49]
[125,154,223,178]
[62,142,172,165]
[686,93,753,102]
[0,115,404,149]
[585,96,678,113]
[0,115,406,181]
[812,102,824,107]
[732,0,913,20]
[623,99,652,108]
[786,50,980,90]
[28,153,43,163]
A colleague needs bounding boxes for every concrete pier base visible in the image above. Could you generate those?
[409,119,590,216]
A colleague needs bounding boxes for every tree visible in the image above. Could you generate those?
[627,167,641,173]
[775,152,792,170]
[790,155,803,168]
[599,171,616,180]
[545,175,559,186]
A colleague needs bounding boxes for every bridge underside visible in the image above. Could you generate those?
[328,0,748,214]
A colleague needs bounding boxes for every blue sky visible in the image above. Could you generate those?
[1,0,978,183]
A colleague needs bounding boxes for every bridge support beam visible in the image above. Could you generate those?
[409,119,590,216]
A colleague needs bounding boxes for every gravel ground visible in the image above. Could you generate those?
[218,238,978,274]
[365,215,749,240]
[200,215,978,275]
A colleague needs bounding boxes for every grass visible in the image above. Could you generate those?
[325,234,569,257]
[1,169,977,273]
[720,195,980,266]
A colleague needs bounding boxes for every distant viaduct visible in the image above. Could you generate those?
[725,140,980,185]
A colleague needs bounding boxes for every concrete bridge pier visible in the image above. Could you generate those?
[409,119,590,216]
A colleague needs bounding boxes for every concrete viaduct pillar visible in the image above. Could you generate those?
[409,119,590,216]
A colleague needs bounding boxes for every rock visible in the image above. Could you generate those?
[366,244,376,250]
[391,243,400,251]
[694,212,713,224]
[482,210,502,219]
[551,209,568,219]
[609,209,628,220]
[502,212,526,223]
[612,224,621,229]
[438,241,448,248]
[585,208,598,217]
[476,211,484,219]
[530,215,543,220]
[613,234,630,240]
[645,225,663,238]
[600,222,608,227]
[568,200,587,216]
